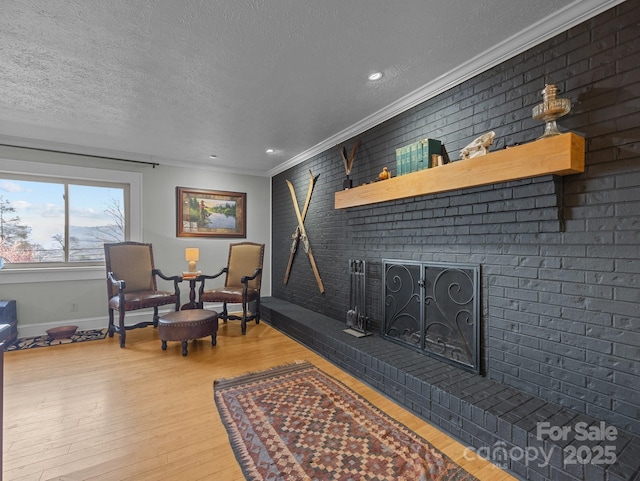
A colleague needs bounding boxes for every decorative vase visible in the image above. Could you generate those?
[532,84,571,139]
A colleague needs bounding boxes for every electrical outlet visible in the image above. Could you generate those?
[71,302,78,312]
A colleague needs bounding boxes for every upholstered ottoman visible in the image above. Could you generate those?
[158,309,218,356]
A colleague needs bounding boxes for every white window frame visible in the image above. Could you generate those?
[0,158,142,284]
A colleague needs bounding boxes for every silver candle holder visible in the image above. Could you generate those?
[532,84,571,139]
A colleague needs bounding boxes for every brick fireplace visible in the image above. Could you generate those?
[270,3,640,480]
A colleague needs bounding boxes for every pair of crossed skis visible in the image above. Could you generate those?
[284,170,324,293]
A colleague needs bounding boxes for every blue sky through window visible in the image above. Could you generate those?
[1,178,123,250]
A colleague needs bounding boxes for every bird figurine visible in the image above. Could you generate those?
[378,167,392,180]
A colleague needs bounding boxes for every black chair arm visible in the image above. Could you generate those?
[198,267,228,281]
[197,267,228,296]
[153,269,182,302]
[153,269,182,283]
[107,271,126,292]
[241,267,262,284]
[240,267,262,304]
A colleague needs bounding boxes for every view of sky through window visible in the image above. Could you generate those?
[0,178,125,263]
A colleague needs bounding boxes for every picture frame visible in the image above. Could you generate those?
[176,187,246,238]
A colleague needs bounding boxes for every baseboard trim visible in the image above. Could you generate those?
[15,301,235,338]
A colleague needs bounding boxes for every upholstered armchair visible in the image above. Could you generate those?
[104,242,181,348]
[198,242,264,335]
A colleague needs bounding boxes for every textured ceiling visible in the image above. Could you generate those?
[0,0,623,176]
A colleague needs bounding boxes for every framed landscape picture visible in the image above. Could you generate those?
[176,187,246,238]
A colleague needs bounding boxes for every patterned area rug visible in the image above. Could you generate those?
[6,328,108,351]
[214,361,478,481]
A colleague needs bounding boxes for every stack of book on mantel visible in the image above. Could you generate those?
[395,138,442,176]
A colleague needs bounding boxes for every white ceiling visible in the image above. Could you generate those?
[0,0,623,177]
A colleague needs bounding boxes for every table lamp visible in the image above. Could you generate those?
[184,248,201,277]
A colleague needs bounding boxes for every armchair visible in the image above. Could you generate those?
[198,242,264,335]
[104,242,181,348]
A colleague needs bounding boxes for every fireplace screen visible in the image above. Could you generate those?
[382,260,480,373]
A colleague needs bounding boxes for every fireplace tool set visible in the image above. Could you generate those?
[345,259,370,337]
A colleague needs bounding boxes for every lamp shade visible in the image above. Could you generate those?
[185,248,200,262]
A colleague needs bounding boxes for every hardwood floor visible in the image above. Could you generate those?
[3,321,517,481]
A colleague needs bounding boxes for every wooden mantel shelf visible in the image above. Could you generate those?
[334,132,585,209]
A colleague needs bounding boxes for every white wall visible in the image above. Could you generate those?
[141,163,272,296]
[0,146,271,337]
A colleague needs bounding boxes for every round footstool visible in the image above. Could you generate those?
[158,309,218,356]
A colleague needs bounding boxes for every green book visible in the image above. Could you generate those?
[409,142,419,173]
[416,141,426,171]
[402,145,410,175]
[419,138,442,169]
[395,147,403,176]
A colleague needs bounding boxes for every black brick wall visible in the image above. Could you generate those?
[272,2,640,436]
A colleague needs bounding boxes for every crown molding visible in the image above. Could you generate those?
[267,0,626,177]
[0,135,270,177]
[1,0,625,180]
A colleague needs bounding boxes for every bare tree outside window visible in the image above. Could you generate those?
[68,185,126,262]
[0,194,38,263]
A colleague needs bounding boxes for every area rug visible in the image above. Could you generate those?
[214,361,478,481]
[6,328,108,351]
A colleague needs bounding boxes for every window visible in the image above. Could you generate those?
[0,158,142,282]
[0,177,127,265]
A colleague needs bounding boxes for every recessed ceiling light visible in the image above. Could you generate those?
[209,154,217,159]
[265,149,275,154]
[368,72,383,81]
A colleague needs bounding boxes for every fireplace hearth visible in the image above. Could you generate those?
[382,260,480,373]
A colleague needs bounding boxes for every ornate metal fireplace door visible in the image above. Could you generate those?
[383,260,480,373]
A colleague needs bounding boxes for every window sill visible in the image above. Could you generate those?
[0,265,105,284]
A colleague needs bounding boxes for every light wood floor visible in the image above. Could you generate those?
[3,321,517,481]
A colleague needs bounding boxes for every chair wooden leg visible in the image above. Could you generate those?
[153,307,159,328]
[108,309,115,337]
[118,310,126,348]
[241,298,247,335]
[255,298,261,325]
[221,302,228,323]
